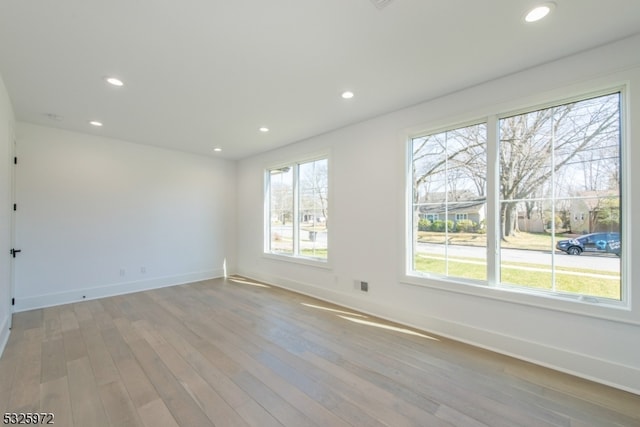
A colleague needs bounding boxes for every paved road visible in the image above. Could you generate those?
[416,242,620,273]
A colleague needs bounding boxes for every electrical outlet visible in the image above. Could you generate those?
[119,268,126,277]
[141,266,146,274]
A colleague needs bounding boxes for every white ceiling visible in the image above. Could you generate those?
[1,0,639,159]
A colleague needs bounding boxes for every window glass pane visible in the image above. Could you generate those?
[269,166,293,255]
[298,159,328,259]
[499,93,621,300]
[411,123,487,281]
[266,157,329,261]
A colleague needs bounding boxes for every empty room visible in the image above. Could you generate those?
[1,1,639,426]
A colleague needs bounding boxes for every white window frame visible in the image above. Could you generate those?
[407,120,489,286]
[264,152,330,267]
[404,86,629,316]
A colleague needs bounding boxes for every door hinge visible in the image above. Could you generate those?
[11,298,15,306]
[13,203,17,211]
[10,248,21,258]
[14,157,17,165]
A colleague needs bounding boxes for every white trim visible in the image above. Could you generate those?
[264,150,331,263]
[400,272,636,324]
[0,313,10,358]
[262,252,332,269]
[9,122,16,326]
[405,86,629,316]
[13,269,224,312]
[619,86,631,306]
[264,149,330,172]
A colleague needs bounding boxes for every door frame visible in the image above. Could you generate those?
[8,123,15,326]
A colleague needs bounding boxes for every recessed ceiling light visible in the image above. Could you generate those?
[259,127,269,132]
[341,91,354,99]
[89,120,103,127]
[105,77,124,87]
[525,2,555,23]
[213,147,222,152]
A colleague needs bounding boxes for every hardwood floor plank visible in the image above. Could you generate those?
[302,321,542,427]
[7,328,43,413]
[1,277,638,427]
[11,310,43,331]
[59,305,80,332]
[127,335,215,427]
[302,350,444,425]
[40,376,74,427]
[100,324,159,409]
[100,296,127,320]
[73,302,94,325]
[133,319,249,427]
[137,398,180,427]
[67,357,108,427]
[506,362,640,416]
[0,330,23,394]
[434,403,491,427]
[233,398,285,427]
[80,320,120,386]
[157,326,252,409]
[188,323,353,427]
[42,306,62,342]
[207,301,447,426]
[88,300,116,331]
[232,370,319,427]
[114,356,159,410]
[98,379,144,427]
[62,328,87,362]
[0,389,9,417]
[40,338,67,384]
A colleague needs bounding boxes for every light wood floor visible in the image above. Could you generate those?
[0,276,638,427]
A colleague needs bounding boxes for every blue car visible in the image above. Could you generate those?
[556,232,620,256]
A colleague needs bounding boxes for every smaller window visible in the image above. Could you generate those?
[455,213,468,221]
[266,157,328,261]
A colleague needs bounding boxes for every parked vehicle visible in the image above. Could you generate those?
[556,232,620,256]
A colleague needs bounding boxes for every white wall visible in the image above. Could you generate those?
[14,123,236,310]
[0,74,15,356]
[237,34,640,394]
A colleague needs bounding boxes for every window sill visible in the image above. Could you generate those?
[401,273,638,326]
[262,252,332,269]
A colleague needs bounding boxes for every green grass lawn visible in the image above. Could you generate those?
[300,248,328,258]
[414,255,620,300]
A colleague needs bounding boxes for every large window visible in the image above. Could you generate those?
[411,123,487,281]
[408,91,623,302]
[266,157,328,261]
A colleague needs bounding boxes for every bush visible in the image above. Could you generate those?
[418,219,431,231]
[431,219,455,232]
[456,219,476,232]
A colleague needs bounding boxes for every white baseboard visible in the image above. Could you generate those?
[237,268,640,396]
[0,313,10,359]
[13,269,224,312]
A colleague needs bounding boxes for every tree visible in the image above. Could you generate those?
[299,159,328,227]
[411,93,620,242]
[269,168,292,225]
[499,93,619,238]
